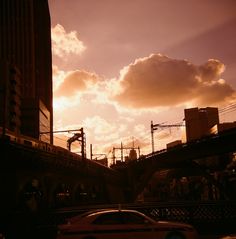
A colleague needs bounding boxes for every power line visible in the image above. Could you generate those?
[54,135,67,143]
[151,121,185,153]
[219,103,236,114]
[40,128,82,135]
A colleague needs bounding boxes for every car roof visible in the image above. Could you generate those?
[67,208,147,224]
[67,208,111,223]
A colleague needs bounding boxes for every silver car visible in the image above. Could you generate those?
[57,209,198,239]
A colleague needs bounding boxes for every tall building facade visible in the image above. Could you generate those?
[0,0,53,143]
[0,61,21,133]
[184,107,219,142]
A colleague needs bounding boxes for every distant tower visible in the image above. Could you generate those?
[0,0,53,143]
[129,149,137,161]
[184,107,219,142]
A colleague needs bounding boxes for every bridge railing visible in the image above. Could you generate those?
[2,200,236,237]
[43,200,236,234]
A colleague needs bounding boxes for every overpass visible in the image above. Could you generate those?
[0,127,236,213]
[116,127,236,200]
[0,135,124,213]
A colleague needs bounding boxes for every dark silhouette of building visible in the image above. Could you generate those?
[184,107,219,142]
[0,0,53,143]
[0,61,21,134]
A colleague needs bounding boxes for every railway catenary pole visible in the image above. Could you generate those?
[112,143,140,164]
[40,128,86,159]
[151,121,185,153]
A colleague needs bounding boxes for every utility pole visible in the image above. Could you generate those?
[112,142,140,165]
[67,128,86,160]
[90,144,106,161]
[40,128,86,159]
[151,121,184,153]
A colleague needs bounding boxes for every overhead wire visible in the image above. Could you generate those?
[219,102,236,115]
[54,135,67,142]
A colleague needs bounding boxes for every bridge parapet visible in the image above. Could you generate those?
[115,127,236,201]
[0,136,125,212]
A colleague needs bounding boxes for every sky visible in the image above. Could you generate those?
[48,0,236,163]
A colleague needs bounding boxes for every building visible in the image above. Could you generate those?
[210,122,236,134]
[0,61,21,133]
[0,0,53,143]
[184,107,219,142]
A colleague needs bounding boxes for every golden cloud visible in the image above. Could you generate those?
[54,70,100,97]
[51,24,86,58]
[113,54,235,108]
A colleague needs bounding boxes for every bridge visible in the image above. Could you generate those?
[0,135,124,214]
[0,127,236,212]
[113,126,236,201]
[0,127,236,238]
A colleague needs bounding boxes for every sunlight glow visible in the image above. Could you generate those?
[51,24,86,58]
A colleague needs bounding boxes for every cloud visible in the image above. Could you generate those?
[52,65,68,91]
[198,59,225,82]
[196,59,235,105]
[54,70,100,97]
[113,54,236,108]
[83,116,128,142]
[52,55,236,157]
[51,24,86,58]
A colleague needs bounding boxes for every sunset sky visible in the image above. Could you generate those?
[48,0,236,163]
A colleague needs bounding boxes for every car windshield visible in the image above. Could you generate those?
[67,209,110,223]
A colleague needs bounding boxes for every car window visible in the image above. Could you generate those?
[121,212,149,224]
[92,212,123,225]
